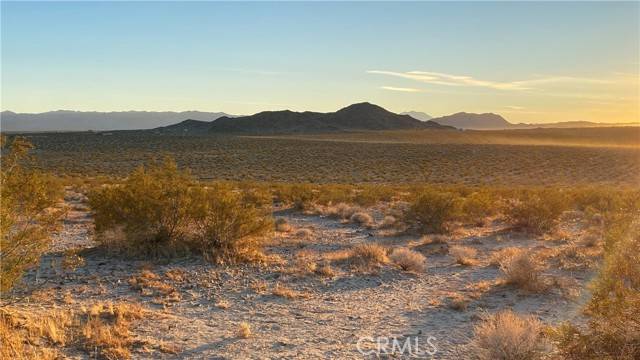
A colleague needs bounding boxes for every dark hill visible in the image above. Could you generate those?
[156,102,454,135]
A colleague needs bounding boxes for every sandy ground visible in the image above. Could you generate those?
[6,190,597,359]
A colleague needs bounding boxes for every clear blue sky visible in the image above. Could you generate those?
[2,1,638,123]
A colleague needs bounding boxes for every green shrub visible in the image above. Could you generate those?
[0,136,64,291]
[404,189,461,234]
[190,185,273,263]
[460,190,498,224]
[354,185,395,206]
[88,158,195,256]
[273,184,318,210]
[505,189,570,234]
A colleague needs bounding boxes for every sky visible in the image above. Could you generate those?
[1,1,639,124]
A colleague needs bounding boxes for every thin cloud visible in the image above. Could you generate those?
[505,105,525,110]
[380,86,422,93]
[367,70,617,91]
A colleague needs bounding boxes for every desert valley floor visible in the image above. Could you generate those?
[7,188,599,359]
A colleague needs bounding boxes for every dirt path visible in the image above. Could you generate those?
[11,192,593,359]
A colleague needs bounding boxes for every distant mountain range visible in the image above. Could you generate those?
[2,106,636,133]
[0,110,233,132]
[155,103,452,134]
[406,111,638,130]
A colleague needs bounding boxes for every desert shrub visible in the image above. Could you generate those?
[571,187,640,216]
[500,250,546,292]
[449,245,477,266]
[404,189,461,234]
[325,203,360,220]
[237,182,273,209]
[315,184,354,205]
[88,158,195,257]
[354,185,395,206]
[274,218,291,232]
[460,190,498,224]
[190,185,273,263]
[553,219,640,359]
[378,215,398,229]
[490,247,522,267]
[236,322,251,339]
[343,243,389,270]
[0,136,64,291]
[274,184,318,210]
[505,189,570,234]
[389,248,426,272]
[350,211,374,227]
[472,310,545,360]
[294,228,313,239]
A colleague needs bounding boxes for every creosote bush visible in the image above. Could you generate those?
[89,158,195,256]
[404,189,461,234]
[1,136,64,292]
[190,185,273,263]
[506,189,570,234]
[89,158,273,262]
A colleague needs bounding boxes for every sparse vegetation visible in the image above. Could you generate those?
[0,136,64,292]
[389,248,426,272]
[473,310,545,360]
[506,189,570,234]
[341,243,389,270]
[88,158,195,257]
[449,245,478,266]
[500,250,547,292]
[404,189,461,234]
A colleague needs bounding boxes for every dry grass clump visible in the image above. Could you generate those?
[315,262,337,277]
[446,293,468,311]
[389,248,426,273]
[499,250,547,292]
[581,231,601,247]
[378,215,398,229]
[0,302,145,360]
[341,243,389,270]
[472,310,545,360]
[420,234,449,245]
[128,270,181,302]
[272,283,307,299]
[274,218,292,232]
[80,302,145,359]
[350,211,374,228]
[236,322,252,339]
[215,299,230,309]
[292,249,318,274]
[325,202,360,220]
[449,245,478,266]
[294,228,313,239]
[490,247,522,267]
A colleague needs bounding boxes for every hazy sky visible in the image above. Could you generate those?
[2,1,638,123]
